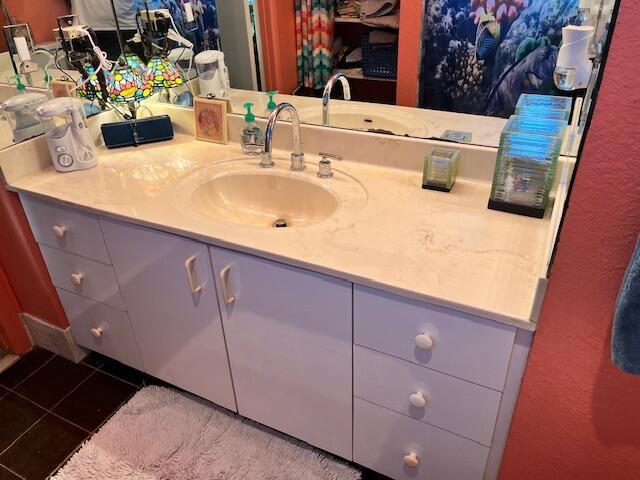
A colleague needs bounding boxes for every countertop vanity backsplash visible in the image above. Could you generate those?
[0,104,572,480]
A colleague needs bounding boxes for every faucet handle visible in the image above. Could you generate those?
[317,152,343,178]
[319,152,343,161]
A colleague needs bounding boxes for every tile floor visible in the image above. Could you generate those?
[0,349,142,480]
[0,348,388,480]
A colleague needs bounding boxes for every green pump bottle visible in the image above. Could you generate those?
[240,102,263,155]
[265,90,278,115]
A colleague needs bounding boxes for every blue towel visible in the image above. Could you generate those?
[612,235,640,375]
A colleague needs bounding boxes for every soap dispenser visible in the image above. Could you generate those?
[10,74,25,94]
[241,102,263,155]
[265,90,278,115]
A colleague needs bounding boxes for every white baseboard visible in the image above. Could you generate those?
[21,313,87,363]
[0,353,19,374]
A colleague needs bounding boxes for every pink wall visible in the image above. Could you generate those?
[0,263,30,354]
[0,186,68,335]
[396,0,422,107]
[499,1,640,477]
[258,0,298,94]
[4,0,70,43]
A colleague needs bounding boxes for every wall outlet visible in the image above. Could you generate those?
[21,314,87,363]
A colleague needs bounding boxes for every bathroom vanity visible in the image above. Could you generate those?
[0,108,566,480]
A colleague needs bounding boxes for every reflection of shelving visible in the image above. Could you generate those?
[333,67,397,83]
[332,3,400,104]
[335,16,363,24]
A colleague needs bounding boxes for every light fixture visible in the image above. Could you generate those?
[108,62,154,103]
[100,0,152,105]
[125,53,147,77]
[145,55,184,90]
[77,64,110,101]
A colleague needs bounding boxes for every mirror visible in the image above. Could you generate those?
[0,0,619,155]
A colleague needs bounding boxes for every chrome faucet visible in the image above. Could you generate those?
[261,102,305,171]
[322,72,352,127]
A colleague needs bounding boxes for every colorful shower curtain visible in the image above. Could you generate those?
[295,0,335,90]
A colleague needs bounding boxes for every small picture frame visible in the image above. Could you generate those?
[51,79,76,98]
[194,97,228,144]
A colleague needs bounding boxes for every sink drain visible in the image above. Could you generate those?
[273,219,288,228]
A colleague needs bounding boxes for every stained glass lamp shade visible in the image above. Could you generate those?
[108,63,154,103]
[77,65,111,101]
[125,54,147,77]
[145,56,184,90]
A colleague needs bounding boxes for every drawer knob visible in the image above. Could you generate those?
[415,333,434,350]
[52,225,67,238]
[90,326,105,338]
[409,391,428,409]
[403,452,420,468]
[70,273,84,286]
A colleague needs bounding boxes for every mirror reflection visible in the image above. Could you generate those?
[0,0,618,154]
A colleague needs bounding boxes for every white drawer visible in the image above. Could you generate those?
[354,346,500,446]
[58,289,143,371]
[354,398,489,480]
[41,245,125,310]
[354,286,515,390]
[20,194,110,263]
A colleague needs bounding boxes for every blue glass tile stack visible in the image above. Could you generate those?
[488,94,572,218]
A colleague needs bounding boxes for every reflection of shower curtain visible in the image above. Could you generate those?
[295,0,335,89]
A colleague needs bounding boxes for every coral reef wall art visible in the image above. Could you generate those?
[418,0,578,117]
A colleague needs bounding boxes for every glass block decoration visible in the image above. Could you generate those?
[488,131,563,218]
[516,94,573,112]
[422,147,460,192]
[145,56,184,90]
[108,64,154,103]
[502,115,568,139]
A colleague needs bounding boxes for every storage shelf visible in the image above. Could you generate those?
[335,16,363,24]
[333,67,397,83]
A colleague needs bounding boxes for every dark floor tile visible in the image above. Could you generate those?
[53,371,136,431]
[0,349,53,389]
[99,358,147,386]
[0,466,21,480]
[0,392,46,453]
[81,351,107,369]
[0,414,87,480]
[0,386,7,400]
[14,357,92,410]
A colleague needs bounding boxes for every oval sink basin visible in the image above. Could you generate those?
[298,104,429,137]
[190,172,339,228]
[175,158,367,229]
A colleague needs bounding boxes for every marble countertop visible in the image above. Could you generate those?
[3,133,551,330]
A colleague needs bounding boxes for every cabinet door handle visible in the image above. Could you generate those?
[409,391,428,409]
[415,333,434,350]
[403,452,420,468]
[219,265,235,305]
[91,325,106,338]
[52,225,67,238]
[184,255,203,294]
[70,272,84,286]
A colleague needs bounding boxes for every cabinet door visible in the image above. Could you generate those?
[100,218,236,412]
[210,246,353,460]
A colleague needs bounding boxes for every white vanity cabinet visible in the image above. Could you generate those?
[99,218,236,412]
[20,194,530,480]
[209,246,353,460]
